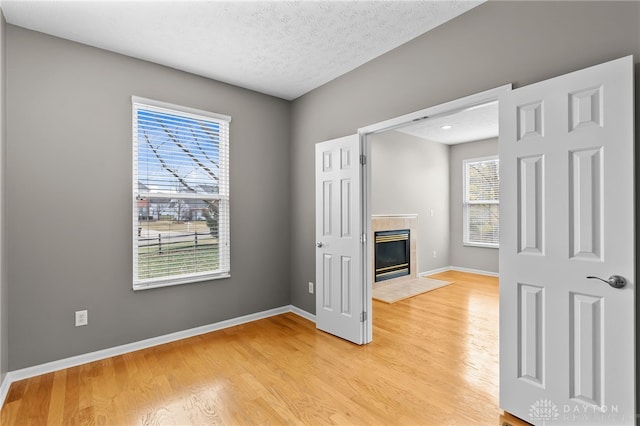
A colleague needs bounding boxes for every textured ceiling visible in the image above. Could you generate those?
[397,101,498,144]
[1,0,483,100]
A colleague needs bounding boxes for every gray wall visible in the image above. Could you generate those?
[370,131,450,273]
[0,11,6,381]
[449,138,499,273]
[3,0,640,371]
[6,26,291,370]
[290,1,640,313]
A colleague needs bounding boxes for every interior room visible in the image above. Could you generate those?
[368,102,499,304]
[372,103,499,272]
[0,1,638,425]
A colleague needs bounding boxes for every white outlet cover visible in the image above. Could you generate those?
[75,310,88,327]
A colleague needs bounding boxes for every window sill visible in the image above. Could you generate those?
[133,271,230,291]
[463,242,499,249]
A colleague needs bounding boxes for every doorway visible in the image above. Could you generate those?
[357,85,511,342]
[367,101,500,283]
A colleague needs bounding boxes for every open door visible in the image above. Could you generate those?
[315,134,367,344]
[500,56,635,424]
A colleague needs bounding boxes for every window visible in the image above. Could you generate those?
[463,156,499,248]
[132,97,230,290]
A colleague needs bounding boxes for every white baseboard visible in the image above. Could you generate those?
[418,266,453,277]
[0,304,315,408]
[0,373,10,408]
[449,266,499,277]
[290,305,316,323]
[419,266,498,278]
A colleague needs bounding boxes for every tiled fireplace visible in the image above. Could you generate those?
[371,215,417,286]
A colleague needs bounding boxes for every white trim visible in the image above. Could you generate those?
[418,266,453,277]
[133,271,231,291]
[463,154,499,164]
[131,96,231,123]
[463,242,499,249]
[0,374,10,409]
[361,136,373,344]
[132,98,231,290]
[358,85,511,135]
[290,305,316,323]
[371,214,418,218]
[137,192,225,201]
[463,155,500,247]
[419,266,499,278]
[449,266,499,277]
[0,304,315,408]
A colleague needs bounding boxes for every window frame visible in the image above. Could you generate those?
[132,96,231,290]
[462,155,499,249]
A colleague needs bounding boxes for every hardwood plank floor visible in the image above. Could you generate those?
[1,271,530,425]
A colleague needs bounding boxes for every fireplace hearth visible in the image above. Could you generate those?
[374,229,410,282]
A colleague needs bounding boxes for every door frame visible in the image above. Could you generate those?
[356,84,512,343]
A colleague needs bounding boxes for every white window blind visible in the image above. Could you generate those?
[463,156,499,247]
[132,96,231,290]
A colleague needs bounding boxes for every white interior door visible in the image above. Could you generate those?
[315,134,366,344]
[500,56,635,424]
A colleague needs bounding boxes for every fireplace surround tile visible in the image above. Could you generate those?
[371,215,418,286]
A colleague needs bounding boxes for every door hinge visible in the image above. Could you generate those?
[360,233,367,244]
[360,154,366,165]
[360,311,367,322]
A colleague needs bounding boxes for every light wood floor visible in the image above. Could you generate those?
[1,271,530,425]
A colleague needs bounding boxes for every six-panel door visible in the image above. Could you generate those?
[315,134,364,344]
[500,56,635,425]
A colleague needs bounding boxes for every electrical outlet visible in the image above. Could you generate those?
[308,282,314,294]
[433,250,437,259]
[430,209,434,217]
[75,310,88,327]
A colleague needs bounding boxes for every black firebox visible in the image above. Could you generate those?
[374,229,410,282]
